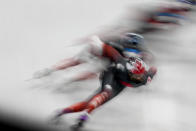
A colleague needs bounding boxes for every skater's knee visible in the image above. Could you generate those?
[104,84,113,94]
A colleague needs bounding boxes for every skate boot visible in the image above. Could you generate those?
[71,112,89,131]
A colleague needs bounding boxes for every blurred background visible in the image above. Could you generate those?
[0,0,196,131]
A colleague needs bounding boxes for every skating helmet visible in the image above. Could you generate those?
[126,57,148,83]
[120,33,144,47]
[126,57,147,75]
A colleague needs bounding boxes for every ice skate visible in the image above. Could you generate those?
[71,113,89,131]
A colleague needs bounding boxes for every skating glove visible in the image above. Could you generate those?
[115,58,127,72]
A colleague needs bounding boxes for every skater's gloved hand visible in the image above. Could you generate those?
[115,58,127,72]
[33,68,55,79]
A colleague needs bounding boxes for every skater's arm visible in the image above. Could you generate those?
[102,44,124,62]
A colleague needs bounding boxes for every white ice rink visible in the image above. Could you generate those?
[0,0,196,131]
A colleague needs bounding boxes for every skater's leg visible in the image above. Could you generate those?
[85,89,111,113]
[70,89,112,129]
[56,101,88,117]
[72,79,125,129]
[77,67,125,124]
